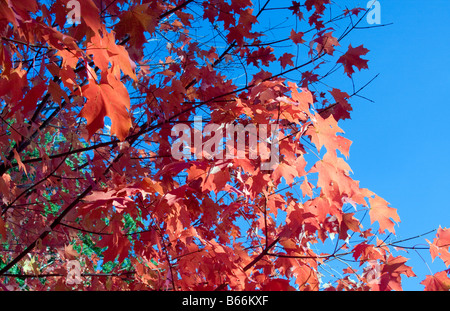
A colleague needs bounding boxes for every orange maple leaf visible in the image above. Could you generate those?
[308,113,352,157]
[79,72,132,141]
[368,195,400,234]
[421,271,450,291]
[272,162,298,186]
[428,226,450,266]
[88,30,137,81]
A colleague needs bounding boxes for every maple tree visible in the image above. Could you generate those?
[0,0,448,291]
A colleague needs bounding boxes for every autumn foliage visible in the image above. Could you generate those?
[0,0,448,291]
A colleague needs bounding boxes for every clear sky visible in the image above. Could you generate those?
[332,0,450,290]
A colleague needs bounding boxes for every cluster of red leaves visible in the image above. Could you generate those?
[0,0,447,291]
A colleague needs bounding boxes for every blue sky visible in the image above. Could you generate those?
[334,0,450,290]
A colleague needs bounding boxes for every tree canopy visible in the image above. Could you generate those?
[0,0,448,291]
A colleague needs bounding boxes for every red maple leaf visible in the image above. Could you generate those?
[308,12,325,30]
[319,88,352,121]
[279,53,295,69]
[289,29,305,45]
[262,278,296,291]
[7,81,47,118]
[344,7,366,16]
[114,4,160,51]
[78,0,103,34]
[337,44,370,77]
[312,31,340,55]
[0,217,6,241]
[288,1,302,19]
[300,71,319,87]
[352,243,382,262]
[247,46,276,67]
[376,255,415,291]
[305,0,331,14]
